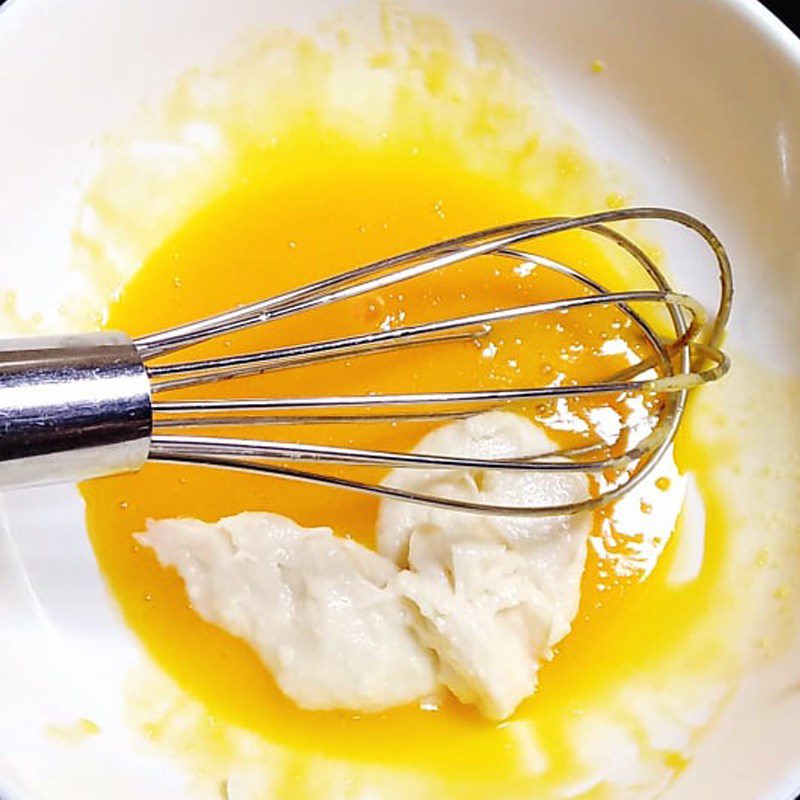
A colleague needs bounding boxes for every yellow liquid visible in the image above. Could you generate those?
[80,127,727,791]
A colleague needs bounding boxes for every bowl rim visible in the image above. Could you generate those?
[733,0,800,56]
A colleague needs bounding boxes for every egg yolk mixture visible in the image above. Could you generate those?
[74,11,737,797]
[81,129,723,783]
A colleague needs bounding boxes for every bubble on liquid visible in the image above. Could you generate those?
[513,262,534,278]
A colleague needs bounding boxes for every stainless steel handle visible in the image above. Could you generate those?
[0,331,151,488]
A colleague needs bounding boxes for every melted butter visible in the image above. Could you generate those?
[72,6,800,798]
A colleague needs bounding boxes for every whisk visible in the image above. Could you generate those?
[0,207,731,516]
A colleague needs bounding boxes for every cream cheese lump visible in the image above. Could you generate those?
[139,411,591,720]
[378,412,591,719]
[139,512,439,711]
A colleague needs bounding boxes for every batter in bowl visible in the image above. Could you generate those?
[77,8,764,798]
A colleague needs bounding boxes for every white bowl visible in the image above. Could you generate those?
[1,0,799,798]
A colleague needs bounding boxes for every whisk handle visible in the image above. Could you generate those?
[0,332,151,489]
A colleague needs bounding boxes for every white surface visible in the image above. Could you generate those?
[1,0,799,798]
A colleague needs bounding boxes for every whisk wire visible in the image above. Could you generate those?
[138,207,732,515]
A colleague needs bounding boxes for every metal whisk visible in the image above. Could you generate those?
[0,208,731,516]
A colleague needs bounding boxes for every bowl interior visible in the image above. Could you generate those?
[1,0,799,798]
